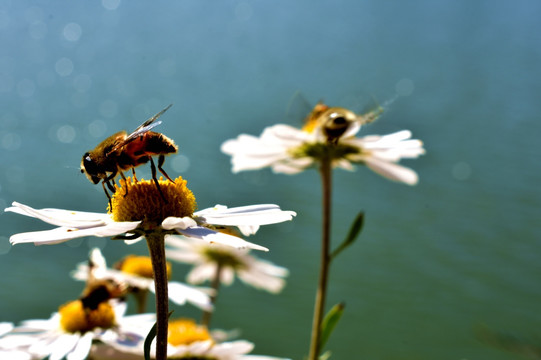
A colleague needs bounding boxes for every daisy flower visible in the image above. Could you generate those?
[0,297,129,360]
[221,102,425,185]
[5,176,295,360]
[5,176,296,251]
[166,236,289,294]
[72,248,214,312]
[93,316,291,360]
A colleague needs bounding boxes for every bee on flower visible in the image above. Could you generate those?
[221,101,425,185]
[72,248,214,313]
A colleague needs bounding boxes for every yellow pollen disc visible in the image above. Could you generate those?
[119,255,172,280]
[110,176,197,225]
[59,300,116,333]
[168,318,212,346]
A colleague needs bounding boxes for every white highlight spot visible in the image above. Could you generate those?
[63,22,82,42]
[56,125,76,143]
[171,154,190,173]
[102,0,121,10]
[88,119,107,138]
[55,57,74,77]
[1,132,21,151]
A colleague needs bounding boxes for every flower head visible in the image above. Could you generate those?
[93,315,291,360]
[5,176,296,250]
[221,102,425,185]
[166,235,289,293]
[0,297,128,360]
[72,248,214,311]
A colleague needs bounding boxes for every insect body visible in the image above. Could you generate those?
[81,104,177,202]
[304,102,382,144]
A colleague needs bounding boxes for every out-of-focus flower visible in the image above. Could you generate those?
[0,298,128,360]
[72,248,214,311]
[94,316,291,360]
[5,177,296,250]
[166,235,289,294]
[221,103,425,185]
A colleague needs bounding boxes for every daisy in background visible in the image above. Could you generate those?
[0,276,130,360]
[72,247,214,313]
[92,316,291,360]
[221,100,425,360]
[165,234,288,326]
[221,101,425,185]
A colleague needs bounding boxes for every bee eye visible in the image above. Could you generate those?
[83,153,96,173]
[332,116,347,125]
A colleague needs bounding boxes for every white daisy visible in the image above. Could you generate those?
[5,177,296,251]
[94,316,291,360]
[221,102,425,185]
[0,300,129,360]
[72,248,214,311]
[166,236,289,294]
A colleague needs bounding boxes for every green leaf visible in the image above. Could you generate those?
[143,321,157,360]
[330,211,364,260]
[319,302,345,351]
[144,311,174,360]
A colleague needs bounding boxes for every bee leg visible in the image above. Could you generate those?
[131,168,138,182]
[157,154,174,183]
[105,179,116,194]
[149,156,168,203]
[119,171,129,197]
[102,182,112,209]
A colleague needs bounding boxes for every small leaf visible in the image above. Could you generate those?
[143,321,157,360]
[319,302,345,351]
[144,311,174,360]
[330,212,364,260]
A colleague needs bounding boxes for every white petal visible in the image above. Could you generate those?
[66,332,93,360]
[364,157,419,185]
[161,282,213,311]
[194,204,296,227]
[5,202,109,228]
[49,333,80,360]
[162,216,197,230]
[187,264,216,284]
[178,226,269,251]
[9,221,140,246]
[0,322,13,336]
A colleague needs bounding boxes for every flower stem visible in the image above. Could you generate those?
[308,157,333,360]
[146,233,169,360]
[201,262,222,327]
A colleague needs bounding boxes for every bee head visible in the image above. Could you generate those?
[81,152,102,184]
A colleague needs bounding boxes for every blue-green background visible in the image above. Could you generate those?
[1,1,540,359]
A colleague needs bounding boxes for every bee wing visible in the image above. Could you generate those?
[285,91,313,125]
[108,104,172,154]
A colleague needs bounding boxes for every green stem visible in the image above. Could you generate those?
[201,262,222,328]
[308,157,333,360]
[146,233,169,360]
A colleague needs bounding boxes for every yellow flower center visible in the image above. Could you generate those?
[109,176,197,227]
[119,255,172,280]
[168,318,212,346]
[59,300,116,333]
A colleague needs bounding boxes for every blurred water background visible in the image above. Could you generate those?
[1,1,540,359]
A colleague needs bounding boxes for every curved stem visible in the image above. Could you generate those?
[201,262,222,327]
[146,233,168,360]
[308,157,333,360]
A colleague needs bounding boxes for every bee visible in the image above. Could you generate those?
[304,102,382,144]
[80,104,177,203]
